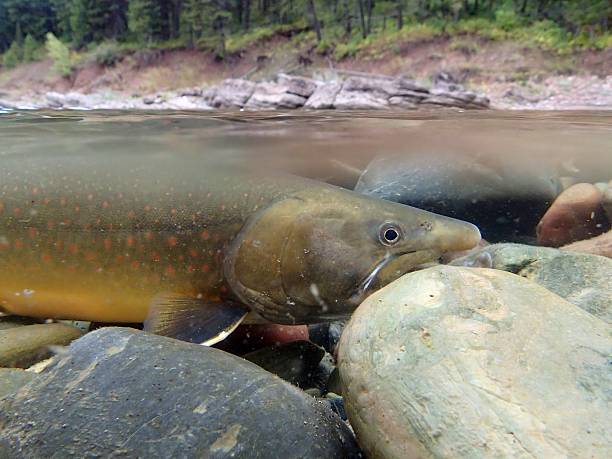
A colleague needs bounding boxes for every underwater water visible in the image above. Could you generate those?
[0,109,611,458]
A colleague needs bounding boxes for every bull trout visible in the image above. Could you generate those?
[0,154,480,344]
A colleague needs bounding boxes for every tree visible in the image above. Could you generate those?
[45,31,72,76]
[22,34,39,62]
[2,40,21,68]
[128,0,163,43]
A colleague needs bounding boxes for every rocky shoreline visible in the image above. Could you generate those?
[0,72,490,111]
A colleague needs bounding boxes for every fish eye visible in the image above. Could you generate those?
[379,223,402,246]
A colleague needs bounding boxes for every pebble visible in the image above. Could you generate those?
[537,182,610,246]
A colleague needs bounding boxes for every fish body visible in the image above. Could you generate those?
[0,153,480,341]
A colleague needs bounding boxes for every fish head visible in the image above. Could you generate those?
[225,188,481,324]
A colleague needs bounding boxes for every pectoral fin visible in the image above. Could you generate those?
[144,295,249,346]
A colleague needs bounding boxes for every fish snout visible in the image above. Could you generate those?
[427,216,482,253]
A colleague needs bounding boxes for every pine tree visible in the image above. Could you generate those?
[22,34,39,62]
[128,0,163,44]
[2,40,22,68]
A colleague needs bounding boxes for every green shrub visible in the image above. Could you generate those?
[2,41,22,68]
[45,32,72,76]
[495,8,522,31]
[315,38,332,55]
[22,34,40,62]
[89,41,123,66]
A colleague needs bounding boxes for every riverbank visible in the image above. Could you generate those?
[1,32,611,110]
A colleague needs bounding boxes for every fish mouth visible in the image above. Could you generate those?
[347,249,433,307]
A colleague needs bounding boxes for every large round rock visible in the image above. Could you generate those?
[354,154,560,242]
[0,328,360,458]
[451,243,612,323]
[338,266,611,459]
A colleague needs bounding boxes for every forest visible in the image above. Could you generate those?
[1,0,610,68]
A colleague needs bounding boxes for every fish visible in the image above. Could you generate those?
[0,153,481,344]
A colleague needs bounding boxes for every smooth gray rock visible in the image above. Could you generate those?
[0,368,35,399]
[388,96,418,109]
[245,82,306,109]
[603,183,612,223]
[0,328,360,458]
[355,154,560,242]
[210,79,256,108]
[277,74,318,98]
[304,82,342,109]
[451,243,612,322]
[338,266,611,459]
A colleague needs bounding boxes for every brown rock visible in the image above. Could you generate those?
[0,323,83,368]
[537,183,610,247]
[562,230,612,258]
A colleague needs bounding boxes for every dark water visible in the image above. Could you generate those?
[1,109,610,186]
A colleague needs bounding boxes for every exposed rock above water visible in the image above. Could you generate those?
[1,73,489,111]
[0,328,360,458]
[338,266,611,459]
[451,243,612,322]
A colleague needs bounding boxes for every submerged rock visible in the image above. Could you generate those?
[0,328,360,458]
[537,183,610,247]
[355,154,560,242]
[338,266,611,459]
[243,340,324,387]
[0,368,35,399]
[0,316,39,331]
[451,243,612,322]
[0,323,83,368]
[562,229,612,258]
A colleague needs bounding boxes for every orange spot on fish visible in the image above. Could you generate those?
[202,264,210,273]
[102,201,110,209]
[42,198,50,205]
[13,208,21,217]
[130,260,140,270]
[63,219,71,226]
[201,230,210,240]
[0,240,9,250]
[219,286,228,293]
[127,210,136,219]
[54,240,63,251]
[27,228,38,238]
[187,265,195,273]
[68,243,78,254]
[85,251,97,262]
[151,251,161,262]
[67,265,77,273]
[32,187,39,195]
[103,239,112,251]
[116,255,125,263]
[171,208,178,216]
[165,265,176,276]
[189,249,199,258]
[47,220,56,230]
[144,231,154,241]
[74,206,80,213]
[41,254,51,262]
[14,239,23,249]
[126,236,136,247]
[167,236,178,247]
[144,205,151,212]
[87,193,94,201]
[219,204,225,211]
